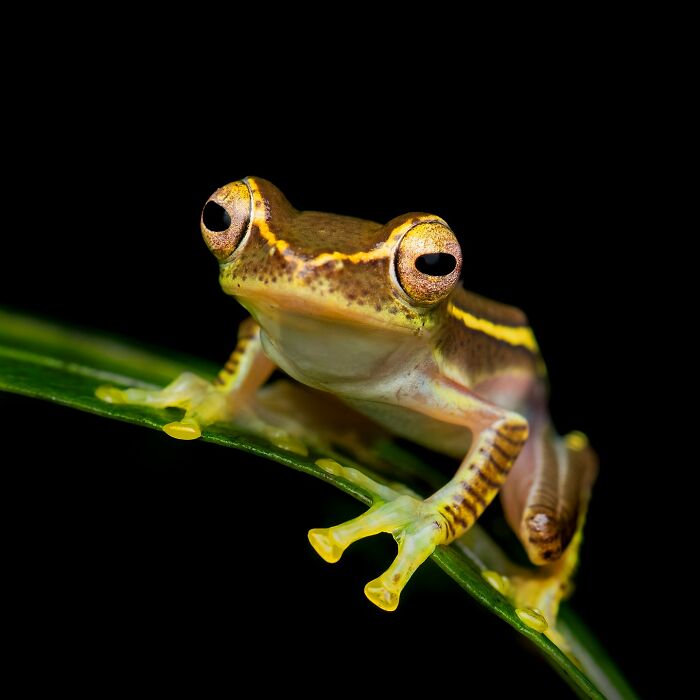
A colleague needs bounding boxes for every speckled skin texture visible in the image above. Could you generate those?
[100,175,598,616]
[206,176,537,381]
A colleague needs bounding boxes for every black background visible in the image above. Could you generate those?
[1,80,664,697]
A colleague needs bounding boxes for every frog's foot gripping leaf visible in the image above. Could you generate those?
[96,373,308,454]
[96,372,231,441]
[309,460,445,612]
[520,520,587,649]
[478,511,588,649]
[480,565,567,644]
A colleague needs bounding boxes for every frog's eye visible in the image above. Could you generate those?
[395,220,462,305]
[201,181,252,261]
[202,202,231,232]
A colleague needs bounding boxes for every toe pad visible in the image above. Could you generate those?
[308,529,345,563]
[95,386,127,404]
[364,579,399,612]
[164,420,202,440]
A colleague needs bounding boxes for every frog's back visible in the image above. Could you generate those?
[450,287,530,327]
[434,285,545,409]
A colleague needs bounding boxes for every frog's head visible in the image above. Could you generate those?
[200,177,462,333]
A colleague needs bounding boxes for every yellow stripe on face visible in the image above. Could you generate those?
[246,178,417,268]
[446,301,539,352]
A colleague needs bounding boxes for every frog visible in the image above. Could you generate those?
[97,176,597,621]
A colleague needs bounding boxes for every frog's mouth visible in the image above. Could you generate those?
[220,272,424,334]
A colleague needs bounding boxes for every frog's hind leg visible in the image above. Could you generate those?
[498,417,598,632]
[252,380,392,470]
[501,424,598,566]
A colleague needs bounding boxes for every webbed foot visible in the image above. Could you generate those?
[97,372,227,440]
[479,529,584,649]
[308,460,446,611]
[97,373,308,455]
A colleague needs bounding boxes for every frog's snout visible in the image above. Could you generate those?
[200,180,251,261]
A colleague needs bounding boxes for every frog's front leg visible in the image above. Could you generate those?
[309,380,528,611]
[96,318,275,440]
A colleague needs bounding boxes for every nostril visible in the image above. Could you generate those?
[202,201,231,232]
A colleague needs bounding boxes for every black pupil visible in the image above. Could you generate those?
[415,253,457,276]
[202,201,231,232]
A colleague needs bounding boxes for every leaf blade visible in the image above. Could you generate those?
[0,307,637,700]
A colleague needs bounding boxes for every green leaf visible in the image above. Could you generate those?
[0,307,637,700]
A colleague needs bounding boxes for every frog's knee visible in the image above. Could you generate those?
[522,506,564,565]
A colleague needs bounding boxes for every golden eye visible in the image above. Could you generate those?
[395,220,462,305]
[200,180,252,261]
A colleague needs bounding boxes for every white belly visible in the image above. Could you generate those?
[341,396,472,458]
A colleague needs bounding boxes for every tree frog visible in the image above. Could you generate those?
[98,177,597,616]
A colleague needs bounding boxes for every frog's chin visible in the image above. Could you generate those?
[236,297,428,390]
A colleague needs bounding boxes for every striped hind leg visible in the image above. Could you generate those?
[501,422,598,565]
[498,419,598,631]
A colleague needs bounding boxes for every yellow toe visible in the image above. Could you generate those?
[364,578,399,612]
[481,570,513,598]
[96,386,127,404]
[163,420,202,440]
[308,529,345,563]
[515,607,548,633]
[270,433,308,456]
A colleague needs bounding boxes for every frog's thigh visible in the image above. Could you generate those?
[252,380,390,464]
[500,422,598,565]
